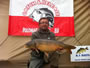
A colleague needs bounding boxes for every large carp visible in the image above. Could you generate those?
[24,39,76,54]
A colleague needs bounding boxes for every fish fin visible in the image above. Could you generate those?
[44,52,50,63]
[35,49,39,53]
[56,49,67,54]
[45,52,49,58]
[66,49,72,54]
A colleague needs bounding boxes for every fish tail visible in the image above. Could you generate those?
[85,47,88,50]
[64,44,76,49]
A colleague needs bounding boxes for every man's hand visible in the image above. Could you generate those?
[31,48,39,53]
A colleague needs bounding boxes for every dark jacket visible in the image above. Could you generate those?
[31,29,55,40]
[31,29,55,59]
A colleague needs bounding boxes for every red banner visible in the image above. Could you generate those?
[8,16,75,36]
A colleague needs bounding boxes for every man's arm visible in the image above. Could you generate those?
[31,32,39,53]
[31,32,38,40]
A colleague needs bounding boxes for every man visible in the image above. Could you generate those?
[28,17,57,68]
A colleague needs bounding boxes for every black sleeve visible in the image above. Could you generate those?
[31,32,38,40]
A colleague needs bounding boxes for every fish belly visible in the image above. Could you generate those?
[36,44,62,52]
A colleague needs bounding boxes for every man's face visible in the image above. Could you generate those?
[39,19,49,30]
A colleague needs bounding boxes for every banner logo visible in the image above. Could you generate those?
[29,8,54,27]
[23,0,60,28]
[76,47,88,54]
